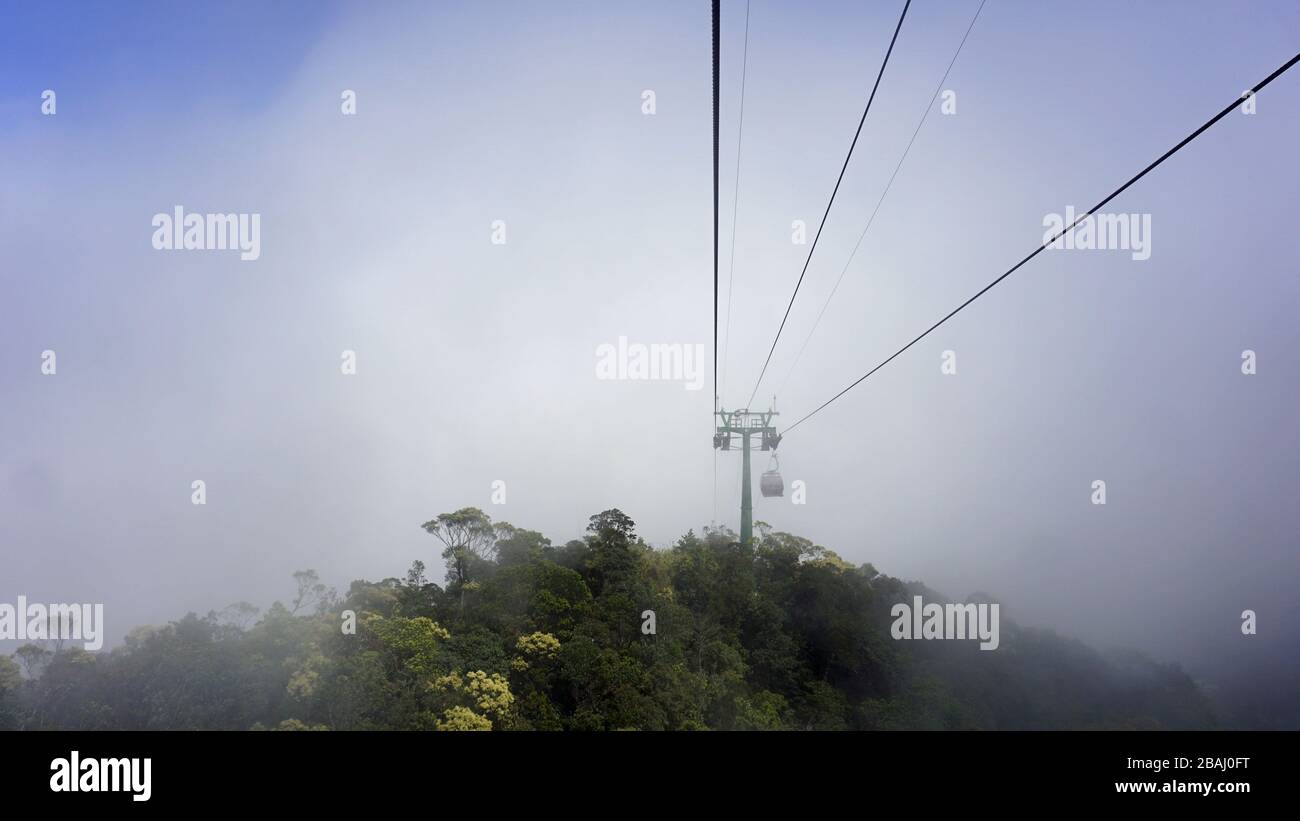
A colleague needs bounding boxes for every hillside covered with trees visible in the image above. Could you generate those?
[0,508,1217,730]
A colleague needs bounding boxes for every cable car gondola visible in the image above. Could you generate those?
[760,452,784,498]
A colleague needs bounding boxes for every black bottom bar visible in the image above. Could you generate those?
[3,730,1288,808]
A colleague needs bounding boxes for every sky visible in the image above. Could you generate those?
[1,0,1297,685]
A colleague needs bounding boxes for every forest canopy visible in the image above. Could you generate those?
[0,508,1217,731]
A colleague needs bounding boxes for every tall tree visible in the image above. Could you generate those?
[422,507,496,614]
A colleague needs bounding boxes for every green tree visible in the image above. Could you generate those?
[422,507,496,614]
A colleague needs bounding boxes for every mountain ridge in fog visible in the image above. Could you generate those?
[5,507,1253,731]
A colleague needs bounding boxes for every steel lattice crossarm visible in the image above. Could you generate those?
[713,408,780,450]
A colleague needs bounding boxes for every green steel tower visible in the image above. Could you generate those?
[713,407,780,545]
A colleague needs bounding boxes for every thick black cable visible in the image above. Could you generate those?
[746,0,911,409]
[711,0,721,524]
[783,52,1300,435]
[719,0,751,404]
[712,0,720,406]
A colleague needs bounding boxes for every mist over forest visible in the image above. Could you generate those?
[3,507,1290,731]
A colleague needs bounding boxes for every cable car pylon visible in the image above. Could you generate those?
[714,401,781,545]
